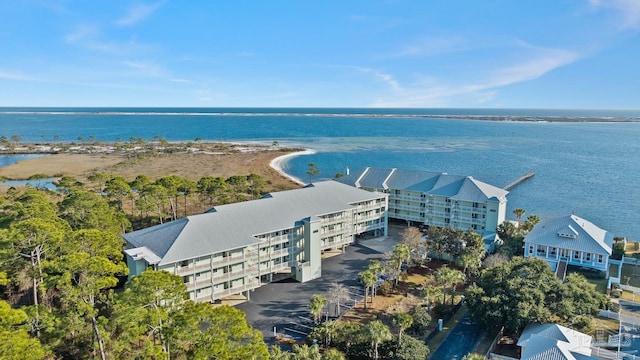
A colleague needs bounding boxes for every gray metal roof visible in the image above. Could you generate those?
[518,323,594,360]
[524,215,613,255]
[337,167,508,202]
[123,181,386,266]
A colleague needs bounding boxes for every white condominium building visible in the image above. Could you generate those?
[337,167,508,235]
[123,181,388,303]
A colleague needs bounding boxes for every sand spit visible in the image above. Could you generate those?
[269,150,316,186]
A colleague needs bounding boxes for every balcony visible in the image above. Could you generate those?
[192,278,261,302]
[321,228,346,237]
[390,194,421,202]
[321,237,353,250]
[393,203,423,212]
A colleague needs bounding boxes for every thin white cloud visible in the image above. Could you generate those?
[122,60,165,77]
[170,78,193,84]
[590,0,640,30]
[0,70,40,82]
[486,48,579,88]
[355,67,402,92]
[116,1,165,26]
[64,26,97,44]
[390,35,471,58]
[367,46,581,107]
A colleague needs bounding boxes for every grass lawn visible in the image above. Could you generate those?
[620,263,640,288]
[566,266,609,294]
[589,317,620,338]
[341,266,434,326]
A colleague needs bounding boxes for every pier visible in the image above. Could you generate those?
[503,171,535,191]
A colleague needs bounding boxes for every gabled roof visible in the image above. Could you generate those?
[337,167,508,202]
[123,181,386,266]
[518,323,594,360]
[524,215,613,255]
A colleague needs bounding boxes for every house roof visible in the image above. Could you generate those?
[123,180,386,266]
[338,167,508,202]
[524,215,613,255]
[518,323,594,360]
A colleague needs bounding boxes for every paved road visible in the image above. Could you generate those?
[429,312,486,360]
[237,244,385,342]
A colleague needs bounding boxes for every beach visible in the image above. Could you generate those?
[269,149,316,186]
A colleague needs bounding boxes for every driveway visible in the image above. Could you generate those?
[429,312,486,360]
[237,243,386,342]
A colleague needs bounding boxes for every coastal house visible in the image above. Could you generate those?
[336,167,508,250]
[123,181,388,303]
[524,214,613,278]
[517,323,595,360]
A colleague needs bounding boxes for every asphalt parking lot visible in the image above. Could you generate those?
[237,243,385,341]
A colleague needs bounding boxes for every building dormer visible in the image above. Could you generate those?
[557,225,579,239]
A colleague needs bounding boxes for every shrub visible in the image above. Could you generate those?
[432,303,456,320]
[378,280,394,296]
[409,306,431,335]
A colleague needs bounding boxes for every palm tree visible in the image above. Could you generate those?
[392,243,411,285]
[449,269,466,305]
[435,267,465,305]
[364,320,392,360]
[421,285,442,312]
[312,320,338,347]
[367,259,385,298]
[292,344,321,360]
[322,348,346,360]
[359,269,377,308]
[391,312,413,344]
[309,294,328,324]
[513,208,526,226]
[269,345,292,360]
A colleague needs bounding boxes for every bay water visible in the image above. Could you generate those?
[1,108,638,239]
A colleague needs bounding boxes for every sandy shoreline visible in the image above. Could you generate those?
[269,149,316,186]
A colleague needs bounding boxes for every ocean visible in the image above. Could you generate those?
[1,107,639,240]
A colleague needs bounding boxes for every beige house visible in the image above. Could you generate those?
[124,181,388,303]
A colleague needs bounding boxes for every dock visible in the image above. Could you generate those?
[503,171,535,191]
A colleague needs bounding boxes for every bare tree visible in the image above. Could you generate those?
[327,282,350,317]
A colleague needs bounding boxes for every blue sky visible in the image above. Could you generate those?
[0,1,638,108]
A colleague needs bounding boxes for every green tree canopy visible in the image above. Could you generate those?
[59,189,130,235]
[187,304,269,359]
[0,300,49,360]
[465,257,604,333]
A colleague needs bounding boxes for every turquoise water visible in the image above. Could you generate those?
[0,108,639,239]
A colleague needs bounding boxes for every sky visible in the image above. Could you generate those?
[0,0,639,108]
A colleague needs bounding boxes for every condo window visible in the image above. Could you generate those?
[598,255,603,263]
[586,253,591,261]
[574,251,580,259]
